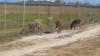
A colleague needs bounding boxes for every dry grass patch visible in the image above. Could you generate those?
[0,38,51,51]
[0,41,36,51]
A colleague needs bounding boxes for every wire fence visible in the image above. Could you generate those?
[0,0,100,42]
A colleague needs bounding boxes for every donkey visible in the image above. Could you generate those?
[29,22,35,32]
[55,19,62,33]
[70,19,81,29]
[34,21,42,33]
[29,19,42,33]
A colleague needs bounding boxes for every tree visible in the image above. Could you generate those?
[54,0,65,5]
[81,2,91,7]
[96,3,100,8]
[55,0,61,3]
[27,0,35,2]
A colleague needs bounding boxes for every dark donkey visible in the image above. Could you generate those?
[29,22,35,32]
[55,19,62,33]
[70,19,81,29]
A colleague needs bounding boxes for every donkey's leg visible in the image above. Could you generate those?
[70,23,74,30]
[29,24,32,32]
[57,26,62,33]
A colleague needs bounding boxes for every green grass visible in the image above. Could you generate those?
[0,4,100,42]
[0,14,77,30]
[0,14,77,32]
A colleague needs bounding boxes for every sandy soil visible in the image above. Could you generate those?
[42,37,100,56]
[0,24,100,56]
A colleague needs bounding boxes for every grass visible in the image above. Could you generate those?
[0,4,100,42]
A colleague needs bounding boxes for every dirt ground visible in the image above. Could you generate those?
[24,37,100,56]
[46,37,100,56]
[0,24,100,56]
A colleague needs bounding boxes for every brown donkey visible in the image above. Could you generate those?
[70,19,81,29]
[29,19,42,33]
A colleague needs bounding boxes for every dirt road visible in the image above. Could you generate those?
[0,25,100,56]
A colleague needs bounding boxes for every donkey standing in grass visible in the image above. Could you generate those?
[29,19,42,33]
[55,19,62,33]
[29,22,35,32]
[70,19,81,29]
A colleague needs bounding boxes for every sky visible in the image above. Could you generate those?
[0,0,100,5]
